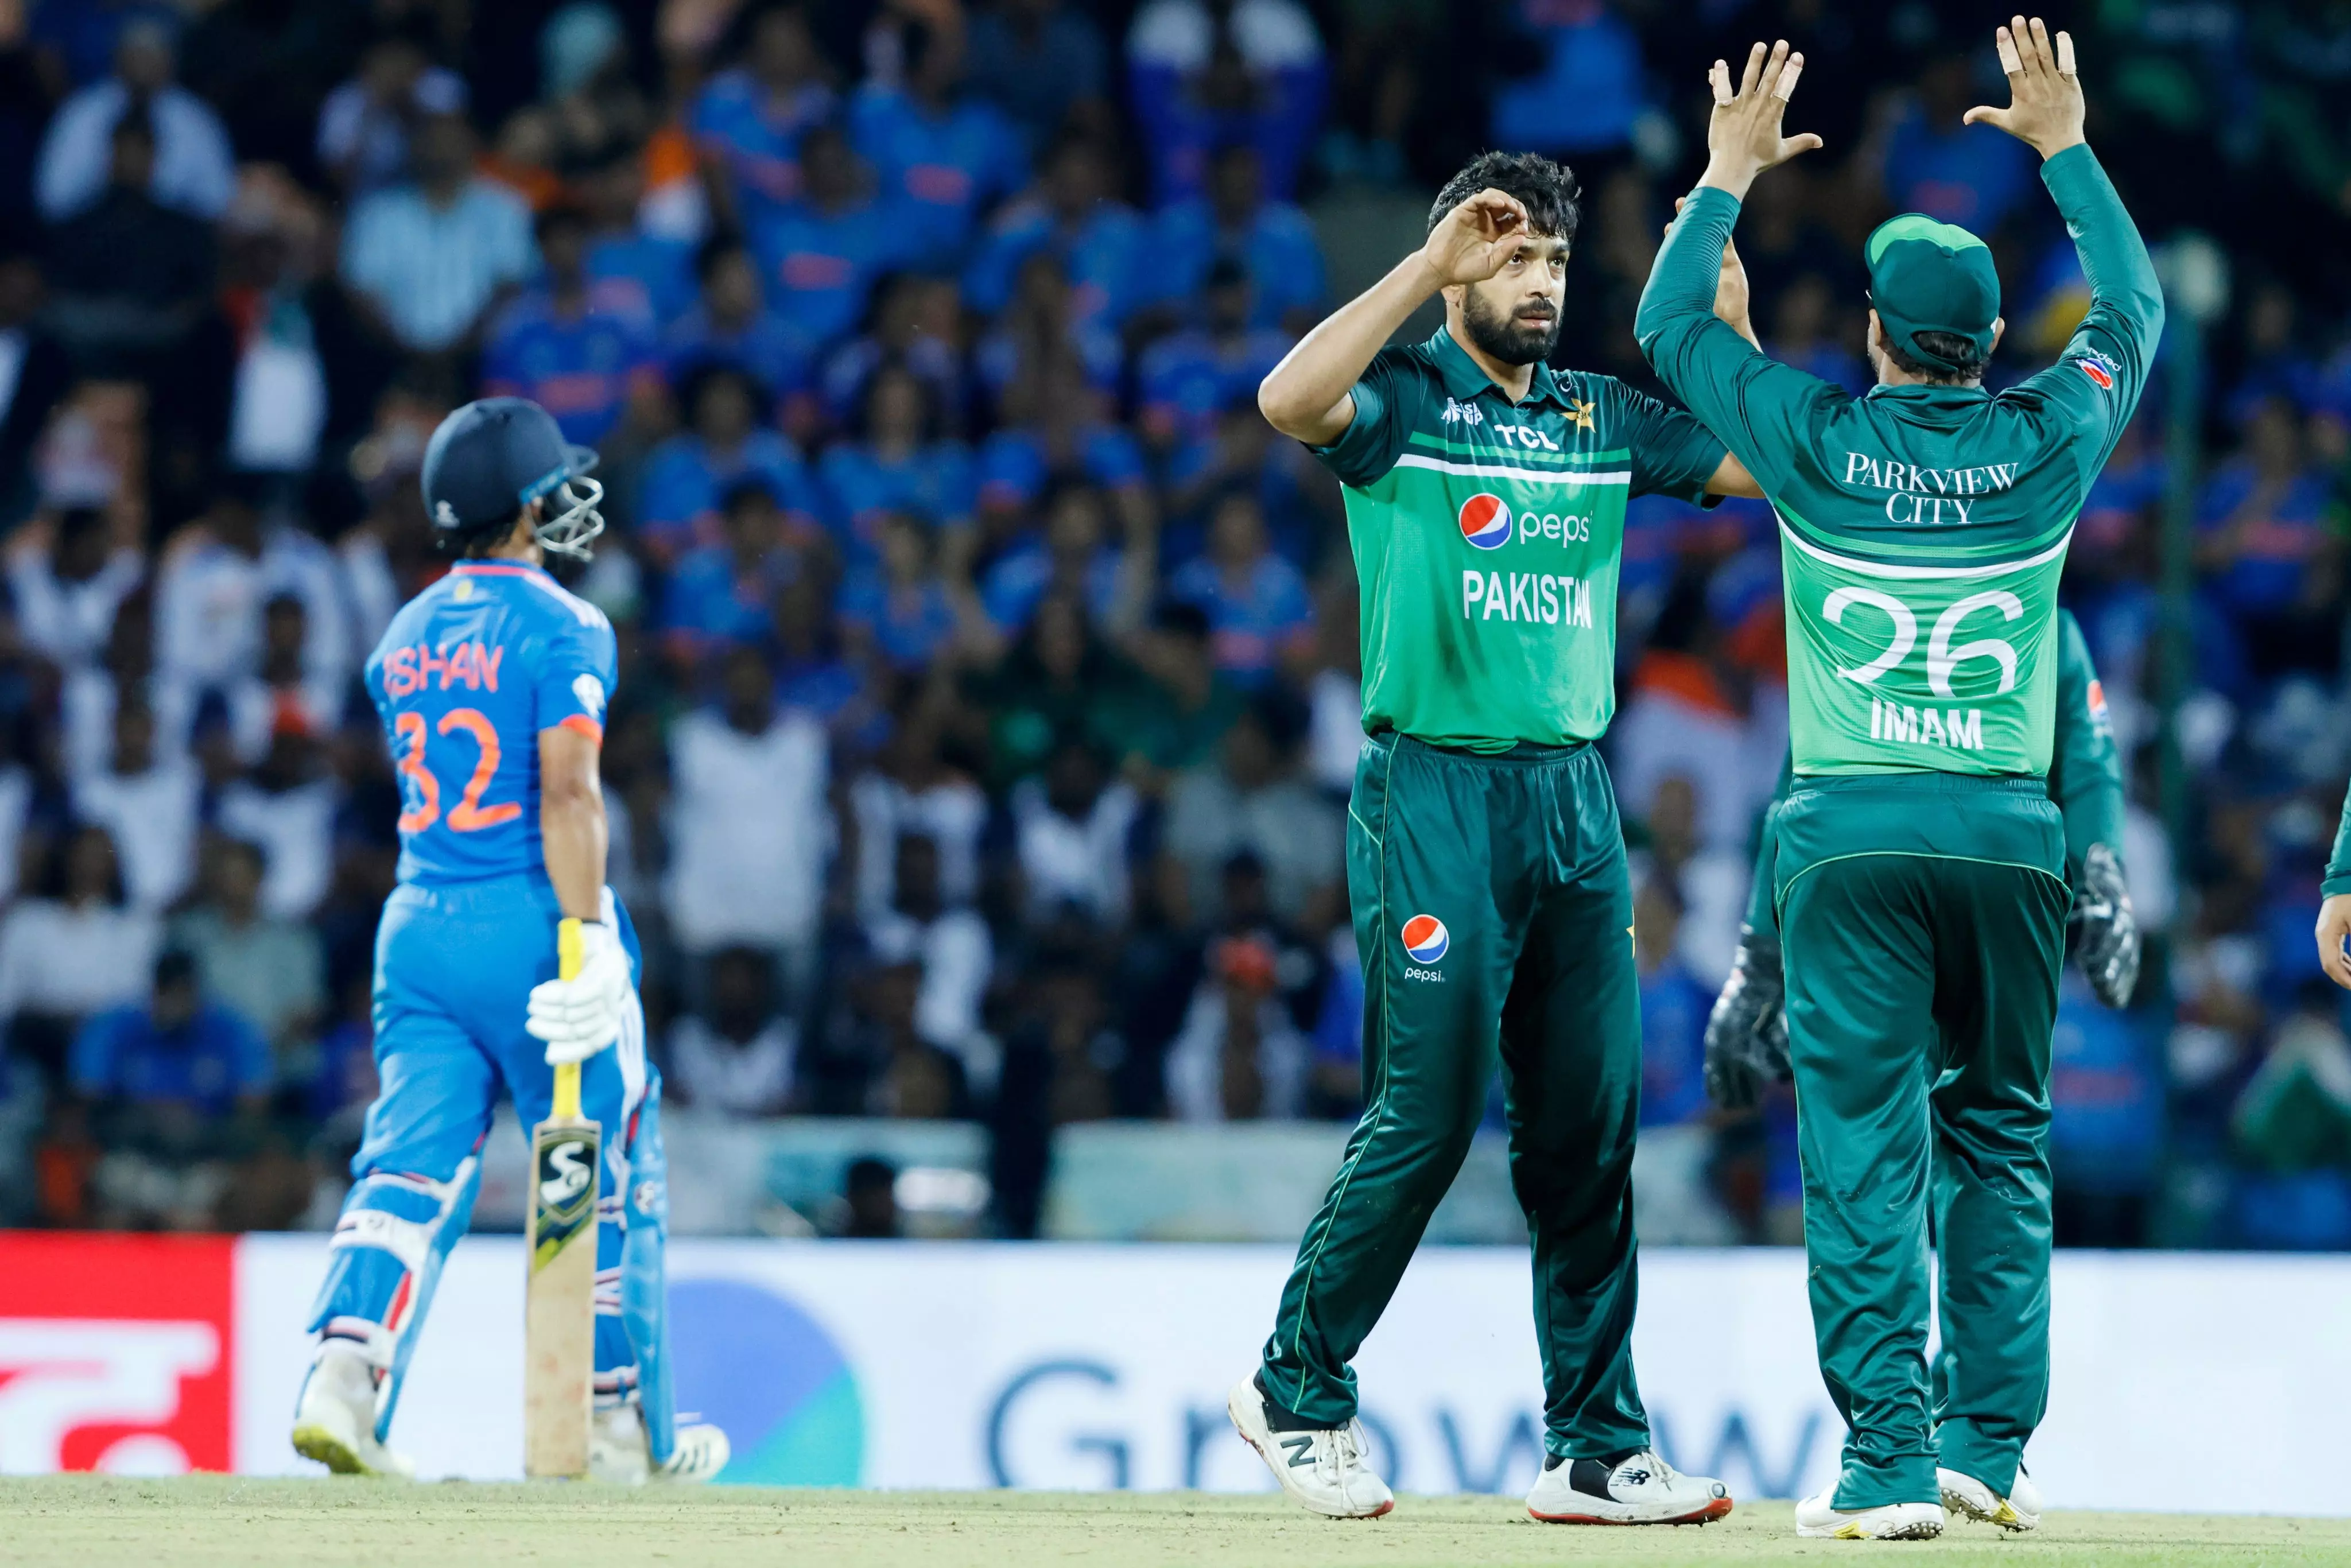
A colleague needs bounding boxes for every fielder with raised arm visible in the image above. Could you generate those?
[1230,148,1769,1527]
[1636,21,2162,1541]
[290,398,727,1484]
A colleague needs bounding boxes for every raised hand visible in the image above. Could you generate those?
[1700,40,1824,201]
[1419,188,1537,289]
[1963,17,2086,160]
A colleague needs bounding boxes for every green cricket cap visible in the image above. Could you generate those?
[1865,214,2000,374]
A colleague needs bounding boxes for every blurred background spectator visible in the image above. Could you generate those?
[0,0,2338,1249]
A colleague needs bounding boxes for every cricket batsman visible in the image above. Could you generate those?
[290,398,728,1484]
[1708,605,2143,1111]
[1636,20,2162,1539]
[1229,148,1767,1525]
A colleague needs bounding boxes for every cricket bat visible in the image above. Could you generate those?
[523,916,599,1478]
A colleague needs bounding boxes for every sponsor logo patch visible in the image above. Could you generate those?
[1458,494,1512,551]
[1401,914,1450,964]
[2075,348,2119,390]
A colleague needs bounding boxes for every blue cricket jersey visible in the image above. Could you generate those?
[365,561,618,887]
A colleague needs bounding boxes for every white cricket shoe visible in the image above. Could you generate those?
[1227,1376,1394,1519]
[662,1422,731,1483]
[1526,1450,1733,1525]
[589,1406,731,1485]
[290,1344,414,1478]
[1939,1465,2042,1532]
[1794,1489,1943,1540]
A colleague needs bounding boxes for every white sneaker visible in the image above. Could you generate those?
[1526,1450,1733,1525]
[589,1407,732,1485]
[1939,1465,2042,1532]
[1795,1489,1943,1540]
[1227,1376,1394,1519]
[661,1422,731,1484]
[290,1344,414,1479]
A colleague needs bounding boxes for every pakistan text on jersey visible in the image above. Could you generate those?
[382,641,507,700]
[1868,696,1985,752]
[1462,571,1597,626]
[1841,452,2021,525]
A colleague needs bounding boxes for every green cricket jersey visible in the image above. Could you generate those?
[1743,607,2124,929]
[1311,327,1728,751]
[1636,145,2163,779]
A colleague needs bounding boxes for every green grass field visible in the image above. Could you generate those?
[9,1480,2351,1568]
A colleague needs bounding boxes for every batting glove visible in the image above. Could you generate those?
[1704,926,1790,1111]
[527,919,632,1065]
[2068,841,2141,1009]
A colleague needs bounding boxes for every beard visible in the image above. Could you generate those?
[1460,286,1561,367]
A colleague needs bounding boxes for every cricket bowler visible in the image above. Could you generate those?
[289,398,727,1484]
[1708,606,2143,1110]
[1636,21,2161,1539]
[1230,148,1767,1525]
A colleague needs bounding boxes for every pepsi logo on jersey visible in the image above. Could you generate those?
[1458,495,1512,550]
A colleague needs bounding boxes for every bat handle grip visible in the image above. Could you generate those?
[553,917,585,1120]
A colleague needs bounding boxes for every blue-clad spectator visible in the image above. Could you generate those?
[818,363,977,557]
[1124,0,1326,203]
[774,575,872,735]
[2049,970,2163,1246]
[976,410,1150,535]
[579,149,697,327]
[849,20,1028,253]
[973,252,1123,417]
[1168,488,1314,688]
[1139,259,1294,451]
[689,2,836,230]
[964,133,1149,327]
[340,112,536,354]
[1146,145,1324,333]
[36,19,234,223]
[820,271,970,434]
[1881,56,2039,235]
[981,482,1147,636]
[71,949,273,1120]
[661,480,798,667]
[966,0,1111,154]
[1490,0,1650,158]
[666,236,823,438]
[1634,876,1710,1127]
[638,364,824,562]
[2197,399,2336,623]
[482,205,663,448]
[839,512,969,671]
[747,123,920,351]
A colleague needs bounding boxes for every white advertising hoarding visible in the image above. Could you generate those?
[229,1237,2351,1513]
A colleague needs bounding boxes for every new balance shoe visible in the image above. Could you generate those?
[588,1406,732,1485]
[1794,1490,1943,1540]
[1939,1465,2042,1532]
[1525,1450,1733,1525]
[1227,1376,1394,1519]
[290,1343,414,1479]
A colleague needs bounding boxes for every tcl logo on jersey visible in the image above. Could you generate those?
[1459,494,1512,550]
[0,1233,235,1473]
[1402,915,1450,980]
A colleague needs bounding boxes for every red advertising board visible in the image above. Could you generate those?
[0,1232,236,1473]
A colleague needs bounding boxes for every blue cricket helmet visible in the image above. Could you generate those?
[419,397,606,559]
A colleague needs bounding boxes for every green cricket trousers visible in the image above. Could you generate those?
[1768,774,2068,1509]
[1259,731,1650,1462]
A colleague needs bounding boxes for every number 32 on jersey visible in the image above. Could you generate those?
[394,708,522,835]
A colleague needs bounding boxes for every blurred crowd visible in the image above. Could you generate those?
[2,0,2350,1247]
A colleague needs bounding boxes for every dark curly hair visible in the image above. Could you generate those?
[1427,150,1582,247]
